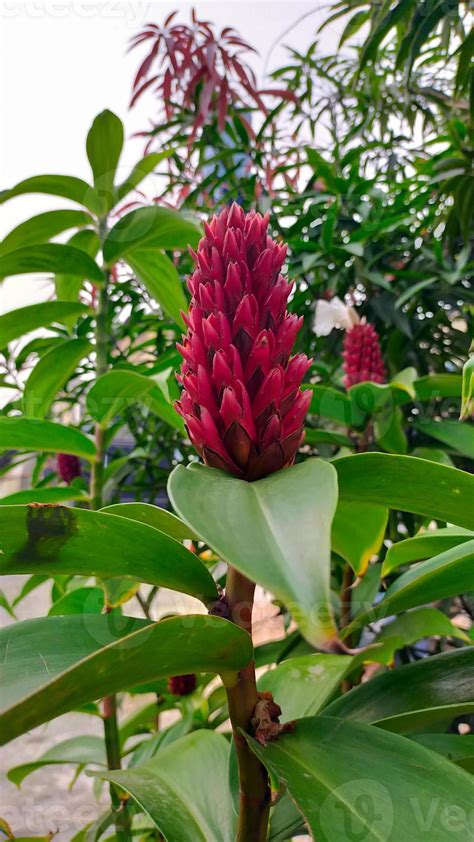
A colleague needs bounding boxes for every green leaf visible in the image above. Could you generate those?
[92,731,235,842]
[332,501,388,576]
[411,734,474,773]
[101,502,197,542]
[86,110,123,210]
[460,353,474,420]
[0,486,88,506]
[259,654,353,721]
[55,228,101,302]
[304,428,352,447]
[102,206,201,265]
[334,453,474,529]
[378,539,474,616]
[23,337,92,419]
[370,608,469,665]
[0,301,89,346]
[0,418,96,460]
[0,244,104,283]
[128,248,188,327]
[414,418,474,459]
[0,505,217,603]
[0,210,93,255]
[415,373,462,401]
[169,459,339,647]
[0,174,101,214]
[0,614,251,744]
[86,369,184,433]
[360,0,416,68]
[48,586,104,616]
[324,647,474,732]
[411,446,455,466]
[246,716,474,841]
[7,735,106,787]
[383,527,473,575]
[117,152,172,201]
[305,384,356,427]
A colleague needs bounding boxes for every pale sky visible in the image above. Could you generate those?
[0,1,345,313]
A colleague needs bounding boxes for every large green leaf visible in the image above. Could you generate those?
[0,210,93,255]
[259,654,353,721]
[55,228,101,302]
[414,418,474,459]
[128,248,188,327]
[246,716,474,841]
[0,418,96,460]
[103,206,201,264]
[169,459,339,647]
[0,174,101,214]
[101,502,196,542]
[0,244,104,282]
[324,647,474,732]
[0,487,88,506]
[93,731,235,842]
[8,735,106,786]
[368,608,469,665]
[0,301,89,346]
[0,505,217,603]
[86,369,184,432]
[86,110,123,210]
[415,373,462,401]
[332,501,388,576]
[383,527,473,575]
[116,152,172,201]
[335,453,474,529]
[23,337,92,418]
[0,614,251,744]
[305,384,356,426]
[411,734,474,773]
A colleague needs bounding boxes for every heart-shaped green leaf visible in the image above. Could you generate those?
[0,615,251,745]
[0,505,217,603]
[169,459,339,647]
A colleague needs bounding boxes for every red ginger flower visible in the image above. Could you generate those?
[56,453,82,484]
[176,203,312,481]
[343,322,386,389]
[167,674,196,696]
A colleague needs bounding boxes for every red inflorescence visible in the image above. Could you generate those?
[167,674,197,696]
[342,322,386,388]
[56,453,82,484]
[176,203,312,481]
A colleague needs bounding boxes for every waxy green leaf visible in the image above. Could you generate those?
[0,244,104,282]
[87,369,184,432]
[101,502,196,542]
[127,248,188,327]
[103,206,201,264]
[0,615,251,744]
[411,734,474,772]
[86,110,123,209]
[259,654,353,721]
[0,210,93,255]
[0,417,96,460]
[383,526,473,575]
[8,735,106,787]
[414,418,474,459]
[0,505,217,603]
[0,301,89,347]
[0,487,88,506]
[169,459,339,647]
[23,337,92,419]
[246,716,474,841]
[93,731,235,842]
[332,501,388,576]
[0,174,101,214]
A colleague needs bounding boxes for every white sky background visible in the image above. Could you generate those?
[0,0,347,314]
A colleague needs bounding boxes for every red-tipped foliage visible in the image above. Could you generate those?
[167,674,197,696]
[343,322,386,388]
[176,204,311,481]
[56,453,82,484]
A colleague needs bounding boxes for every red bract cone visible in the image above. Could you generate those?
[57,453,82,484]
[343,322,386,388]
[176,203,312,481]
[167,674,197,696]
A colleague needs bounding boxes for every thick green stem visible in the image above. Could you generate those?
[225,567,271,842]
[90,283,109,510]
[102,692,132,841]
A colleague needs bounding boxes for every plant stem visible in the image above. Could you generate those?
[90,283,108,510]
[225,567,271,842]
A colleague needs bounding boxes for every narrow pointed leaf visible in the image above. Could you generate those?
[87,369,184,432]
[383,527,473,575]
[415,373,462,401]
[23,337,92,418]
[128,248,188,327]
[0,487,88,506]
[86,110,123,209]
[103,206,201,264]
[0,174,101,214]
[246,716,474,841]
[8,735,107,786]
[0,505,218,603]
[0,301,89,346]
[169,459,339,647]
[117,151,172,201]
[335,453,474,529]
[0,210,93,255]
[0,418,96,460]
[92,731,235,842]
[332,501,388,576]
[414,418,474,459]
[101,502,196,542]
[411,734,474,772]
[0,244,104,282]
[0,614,251,744]
[324,647,474,732]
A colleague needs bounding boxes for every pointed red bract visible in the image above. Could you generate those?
[176,204,312,481]
[342,322,386,388]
